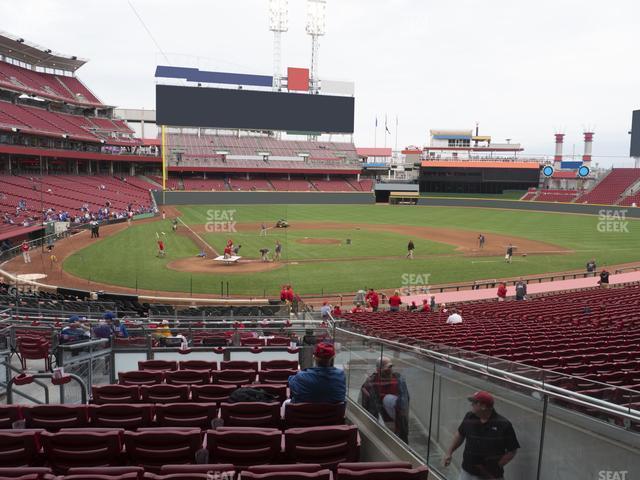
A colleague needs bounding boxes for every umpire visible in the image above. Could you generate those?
[444,391,520,479]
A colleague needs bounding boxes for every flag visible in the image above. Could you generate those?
[385,115,390,134]
[375,116,378,127]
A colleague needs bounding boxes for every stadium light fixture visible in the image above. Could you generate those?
[269,0,288,91]
[11,127,20,133]
[306,0,326,94]
[61,134,69,139]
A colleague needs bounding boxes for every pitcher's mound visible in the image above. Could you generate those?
[297,238,341,245]
[167,257,282,274]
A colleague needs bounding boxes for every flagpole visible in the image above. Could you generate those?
[384,114,387,148]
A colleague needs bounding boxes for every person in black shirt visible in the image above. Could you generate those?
[505,244,514,264]
[444,391,520,479]
[599,268,610,288]
[407,240,415,259]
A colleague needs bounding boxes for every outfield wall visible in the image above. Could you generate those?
[153,191,375,205]
[418,197,640,218]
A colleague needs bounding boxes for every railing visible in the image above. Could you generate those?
[0,230,70,263]
[332,320,640,480]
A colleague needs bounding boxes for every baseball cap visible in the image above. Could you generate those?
[67,315,80,323]
[468,391,494,407]
[314,342,335,359]
[103,311,115,320]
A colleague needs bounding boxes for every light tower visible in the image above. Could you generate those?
[582,131,594,165]
[306,0,326,94]
[554,133,565,169]
[269,0,288,91]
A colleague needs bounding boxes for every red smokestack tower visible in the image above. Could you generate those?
[582,131,594,164]
[554,133,565,167]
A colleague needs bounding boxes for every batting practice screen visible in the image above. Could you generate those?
[156,84,355,133]
[631,109,640,157]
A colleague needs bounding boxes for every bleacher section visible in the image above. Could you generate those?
[165,133,360,172]
[228,177,274,191]
[0,100,137,144]
[344,285,640,405]
[0,175,155,231]
[0,60,103,107]
[520,189,537,201]
[575,168,640,205]
[533,189,578,202]
[311,178,356,192]
[620,191,640,206]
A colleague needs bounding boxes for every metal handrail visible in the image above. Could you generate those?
[6,372,87,404]
[333,322,640,424]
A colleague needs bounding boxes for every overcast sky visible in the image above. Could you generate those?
[2,0,639,167]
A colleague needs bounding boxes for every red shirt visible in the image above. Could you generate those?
[497,285,507,298]
[285,289,294,302]
[421,303,431,313]
[224,246,232,255]
[280,288,288,301]
[157,240,164,250]
[21,243,29,252]
[365,292,379,308]
[389,295,402,307]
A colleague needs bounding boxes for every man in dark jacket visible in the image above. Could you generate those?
[288,342,345,404]
[359,356,410,443]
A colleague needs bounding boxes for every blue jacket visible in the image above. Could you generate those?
[288,367,346,404]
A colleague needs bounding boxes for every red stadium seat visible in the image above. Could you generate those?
[40,430,122,473]
[23,405,88,430]
[220,361,258,372]
[252,384,288,403]
[241,471,332,480]
[0,430,41,467]
[178,360,217,371]
[0,406,21,429]
[284,425,360,469]
[140,385,190,403]
[211,369,256,385]
[284,403,346,429]
[258,369,298,384]
[124,429,202,472]
[220,402,281,428]
[190,384,236,405]
[164,370,211,385]
[92,385,141,404]
[138,360,178,372]
[206,427,281,467]
[155,403,218,429]
[261,360,299,370]
[89,404,154,430]
[118,371,164,386]
[0,467,52,478]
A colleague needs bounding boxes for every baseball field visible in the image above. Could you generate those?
[28,204,640,296]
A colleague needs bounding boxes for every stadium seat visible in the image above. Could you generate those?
[241,471,332,479]
[140,385,190,403]
[118,371,164,386]
[0,430,41,467]
[211,369,256,385]
[206,427,281,467]
[138,360,178,372]
[16,336,51,371]
[284,425,360,468]
[284,403,346,429]
[261,360,299,370]
[89,404,154,429]
[124,429,202,472]
[0,467,52,478]
[0,406,21,429]
[258,369,298,384]
[40,430,122,473]
[220,361,258,372]
[266,336,291,346]
[23,405,88,430]
[155,403,218,429]
[220,402,281,428]
[164,369,211,385]
[91,385,142,404]
[65,466,143,480]
[178,360,217,371]
[336,465,429,479]
[247,464,324,474]
[190,384,236,405]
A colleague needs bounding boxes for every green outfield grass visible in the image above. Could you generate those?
[62,204,640,296]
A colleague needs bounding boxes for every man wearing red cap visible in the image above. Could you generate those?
[444,391,520,479]
[287,342,345,404]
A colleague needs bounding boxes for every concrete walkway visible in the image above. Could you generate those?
[402,270,640,306]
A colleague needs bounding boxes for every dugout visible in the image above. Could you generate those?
[373,183,419,203]
[389,191,419,205]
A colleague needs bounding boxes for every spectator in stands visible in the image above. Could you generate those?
[421,298,431,313]
[515,279,527,301]
[61,315,90,343]
[332,304,343,317]
[365,288,380,312]
[430,295,437,312]
[407,240,415,259]
[360,356,410,443]
[586,259,597,276]
[20,240,31,264]
[446,309,463,324]
[497,282,508,301]
[320,301,332,319]
[599,267,610,288]
[280,285,288,303]
[302,329,318,346]
[444,391,520,479]
[408,301,418,311]
[388,290,402,312]
[351,302,365,313]
[288,342,346,404]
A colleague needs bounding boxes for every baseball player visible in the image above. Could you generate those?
[20,240,31,263]
[157,239,166,257]
[274,240,282,261]
[505,244,514,263]
[259,247,270,262]
[260,223,268,236]
[407,240,415,259]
